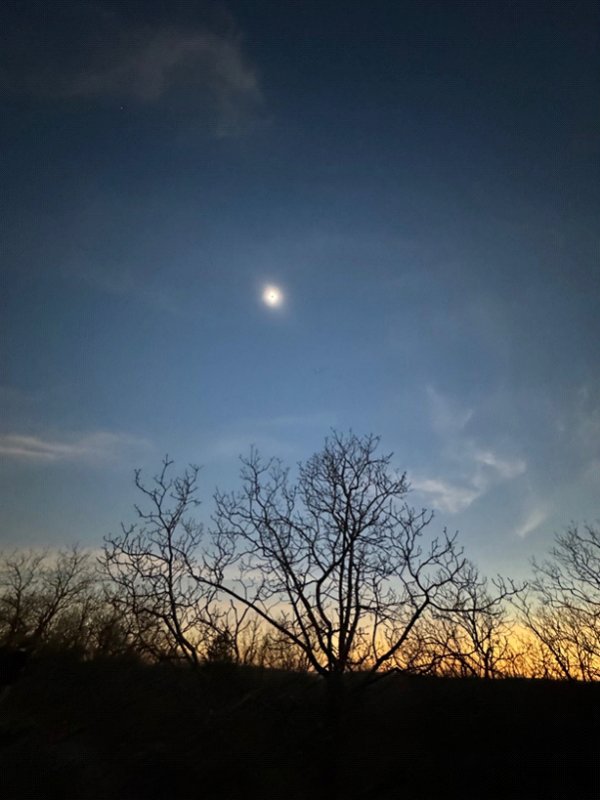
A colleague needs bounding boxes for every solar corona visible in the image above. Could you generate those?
[262,285,283,308]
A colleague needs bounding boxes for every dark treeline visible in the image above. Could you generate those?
[0,433,598,799]
[0,649,597,799]
[1,433,599,681]
[1,530,599,681]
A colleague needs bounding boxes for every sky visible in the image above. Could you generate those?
[1,0,599,580]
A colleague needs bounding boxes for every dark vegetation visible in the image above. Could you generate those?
[0,646,30,689]
[0,655,597,800]
[0,432,598,798]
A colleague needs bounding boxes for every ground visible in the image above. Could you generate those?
[0,656,597,799]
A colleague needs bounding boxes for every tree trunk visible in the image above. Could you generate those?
[321,672,346,799]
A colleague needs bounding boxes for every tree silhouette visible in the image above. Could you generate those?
[395,573,521,677]
[0,546,95,650]
[197,432,515,700]
[518,523,600,680]
[102,459,223,666]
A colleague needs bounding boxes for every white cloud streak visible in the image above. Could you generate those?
[411,449,526,515]
[472,449,526,480]
[2,22,263,137]
[66,28,260,109]
[0,432,151,465]
[411,386,527,514]
[514,506,548,539]
[410,477,481,514]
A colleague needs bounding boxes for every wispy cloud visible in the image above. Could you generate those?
[471,449,526,483]
[514,506,548,539]
[0,16,264,137]
[411,386,527,514]
[410,477,481,514]
[426,385,473,436]
[68,28,262,135]
[412,449,526,515]
[0,432,151,465]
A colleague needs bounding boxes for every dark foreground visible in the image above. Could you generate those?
[0,656,597,799]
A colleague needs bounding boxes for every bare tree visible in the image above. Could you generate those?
[394,571,522,678]
[253,626,312,671]
[101,457,226,667]
[517,523,600,680]
[196,432,516,704]
[0,546,95,650]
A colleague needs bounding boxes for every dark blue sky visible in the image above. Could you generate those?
[1,0,599,578]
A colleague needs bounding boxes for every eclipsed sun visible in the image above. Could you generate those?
[262,285,284,307]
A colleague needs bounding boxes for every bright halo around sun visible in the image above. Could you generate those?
[262,284,284,308]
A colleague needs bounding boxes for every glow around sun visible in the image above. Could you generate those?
[262,285,284,308]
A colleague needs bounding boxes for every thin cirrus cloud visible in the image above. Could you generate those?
[0,432,151,465]
[514,506,549,539]
[411,449,527,515]
[472,449,527,482]
[1,22,263,136]
[410,386,527,514]
[426,385,474,437]
[66,29,262,125]
[409,477,481,515]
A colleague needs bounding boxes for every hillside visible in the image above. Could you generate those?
[0,657,597,799]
